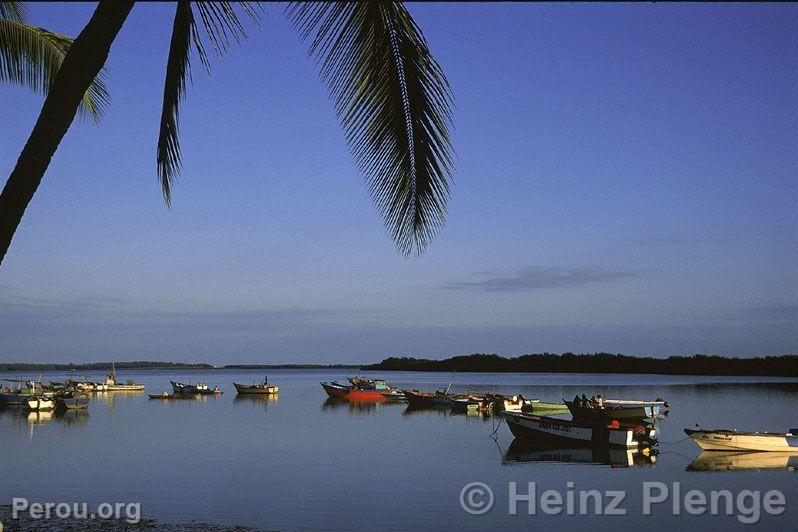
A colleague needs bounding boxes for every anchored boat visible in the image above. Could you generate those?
[504,411,657,448]
[321,377,397,402]
[104,363,145,391]
[171,381,221,395]
[685,428,798,452]
[565,398,666,422]
[234,380,279,395]
[55,394,89,410]
[26,395,55,412]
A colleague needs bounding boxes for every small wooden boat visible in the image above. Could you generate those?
[321,377,396,402]
[171,381,221,395]
[148,392,201,400]
[26,395,55,411]
[685,428,798,452]
[504,411,657,448]
[687,451,798,472]
[56,395,89,410]
[103,364,145,391]
[0,379,44,405]
[233,382,278,395]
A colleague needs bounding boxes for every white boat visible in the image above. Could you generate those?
[504,412,655,448]
[26,395,55,411]
[685,428,798,452]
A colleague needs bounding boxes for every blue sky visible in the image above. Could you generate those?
[1,3,796,363]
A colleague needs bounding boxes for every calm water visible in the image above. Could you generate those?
[1,370,797,530]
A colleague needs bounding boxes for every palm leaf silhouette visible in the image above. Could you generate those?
[288,2,454,255]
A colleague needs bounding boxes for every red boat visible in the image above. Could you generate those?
[320,378,396,402]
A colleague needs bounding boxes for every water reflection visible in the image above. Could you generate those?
[55,408,89,425]
[687,451,798,472]
[503,439,657,468]
[402,404,494,421]
[321,398,397,414]
[234,394,279,410]
[94,390,145,408]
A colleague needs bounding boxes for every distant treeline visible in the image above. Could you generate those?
[0,361,215,372]
[361,353,798,377]
[224,364,361,369]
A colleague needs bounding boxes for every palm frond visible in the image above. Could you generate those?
[156,1,261,204]
[0,18,109,122]
[288,2,454,255]
[0,1,27,22]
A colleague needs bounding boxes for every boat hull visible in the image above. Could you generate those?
[0,392,29,405]
[505,412,639,448]
[685,429,798,452]
[26,397,55,411]
[56,396,89,410]
[321,382,387,402]
[107,385,145,391]
[566,401,659,422]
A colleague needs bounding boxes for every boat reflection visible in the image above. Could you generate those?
[687,451,798,472]
[26,410,54,424]
[321,398,402,414]
[402,404,494,421]
[503,439,657,468]
[54,408,89,425]
[234,394,279,407]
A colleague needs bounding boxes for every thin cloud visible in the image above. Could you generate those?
[440,266,635,292]
[744,305,798,320]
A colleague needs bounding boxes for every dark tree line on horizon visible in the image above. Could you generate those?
[361,353,798,377]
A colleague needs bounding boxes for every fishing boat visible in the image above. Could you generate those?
[104,363,145,391]
[403,389,449,407]
[233,380,279,395]
[171,381,221,395]
[684,428,798,452]
[504,411,657,448]
[26,395,55,411]
[565,398,665,422]
[55,395,89,410]
[687,451,798,472]
[148,392,201,400]
[320,377,396,402]
[0,379,44,405]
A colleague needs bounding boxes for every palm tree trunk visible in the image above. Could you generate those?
[0,1,135,266]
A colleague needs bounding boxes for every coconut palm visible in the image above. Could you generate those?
[0,1,109,120]
[0,1,454,266]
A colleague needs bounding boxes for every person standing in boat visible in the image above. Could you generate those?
[597,395,604,409]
